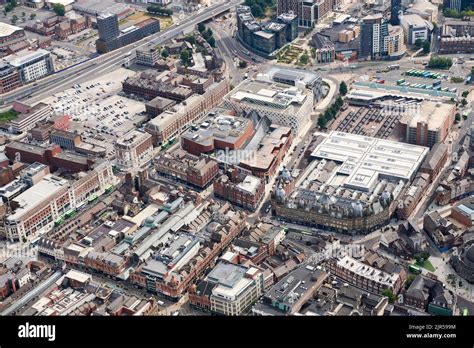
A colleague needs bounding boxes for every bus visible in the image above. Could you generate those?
[88,194,98,203]
[65,209,77,219]
[105,185,115,194]
[463,308,469,316]
[409,265,422,274]
[388,64,400,70]
[396,79,405,85]
[433,80,442,87]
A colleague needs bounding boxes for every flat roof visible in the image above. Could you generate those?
[8,174,69,222]
[310,131,428,190]
[5,49,50,68]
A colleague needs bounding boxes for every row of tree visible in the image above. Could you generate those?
[427,56,453,70]
[146,5,173,17]
[198,24,215,47]
[244,0,274,18]
[318,95,344,128]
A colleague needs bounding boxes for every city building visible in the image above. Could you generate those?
[391,0,401,25]
[144,79,229,145]
[0,22,26,53]
[276,0,333,28]
[4,162,117,242]
[443,0,473,12]
[405,275,457,315]
[145,97,176,117]
[214,168,265,211]
[136,45,160,67]
[396,172,430,219]
[440,20,474,54]
[0,62,21,94]
[153,149,219,189]
[129,201,247,299]
[311,34,335,63]
[360,14,389,60]
[399,101,455,148]
[236,6,298,57]
[419,143,448,181]
[400,14,433,46]
[252,264,328,315]
[190,262,265,315]
[386,25,406,60]
[405,0,438,23]
[181,112,255,156]
[114,130,154,173]
[3,49,54,84]
[50,130,82,151]
[95,14,160,54]
[423,211,460,250]
[327,255,402,294]
[272,131,428,233]
[6,102,52,134]
[450,233,474,284]
[451,198,474,227]
[223,77,314,134]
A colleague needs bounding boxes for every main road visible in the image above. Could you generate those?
[1,0,243,107]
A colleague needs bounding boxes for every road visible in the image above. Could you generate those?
[0,0,243,108]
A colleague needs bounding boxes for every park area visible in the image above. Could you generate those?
[277,45,304,64]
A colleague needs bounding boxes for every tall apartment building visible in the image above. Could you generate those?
[443,0,473,12]
[114,130,154,173]
[4,162,116,242]
[391,0,402,25]
[277,0,334,28]
[360,14,389,60]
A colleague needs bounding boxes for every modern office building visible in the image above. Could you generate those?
[276,0,333,28]
[236,6,298,56]
[95,14,160,54]
[401,14,433,46]
[97,13,120,41]
[443,0,473,12]
[136,45,160,67]
[4,49,54,83]
[223,77,314,134]
[114,130,154,173]
[50,130,82,151]
[7,102,52,134]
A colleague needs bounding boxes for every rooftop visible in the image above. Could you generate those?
[0,22,23,38]
[7,174,69,222]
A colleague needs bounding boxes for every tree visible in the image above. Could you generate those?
[381,289,396,303]
[53,3,66,16]
[184,35,196,45]
[422,40,430,54]
[462,90,469,98]
[462,98,468,106]
[415,38,423,48]
[239,60,248,69]
[317,116,327,128]
[250,4,264,18]
[161,48,169,58]
[299,53,309,65]
[11,15,17,24]
[339,81,348,96]
[21,11,25,17]
[30,13,36,20]
[206,36,216,47]
[455,113,461,122]
[405,274,417,290]
[180,50,191,66]
[310,47,316,58]
[197,23,206,33]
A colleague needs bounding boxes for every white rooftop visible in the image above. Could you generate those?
[310,131,428,191]
[7,175,69,222]
[0,22,22,39]
[236,175,261,194]
[4,49,50,67]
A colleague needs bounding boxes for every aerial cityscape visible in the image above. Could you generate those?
[0,0,473,322]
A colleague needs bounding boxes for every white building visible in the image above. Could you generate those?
[223,78,314,135]
[400,14,433,46]
[4,49,54,83]
[114,130,154,173]
[207,262,264,316]
[5,162,117,242]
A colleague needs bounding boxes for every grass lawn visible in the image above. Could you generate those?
[417,260,435,272]
[0,109,18,124]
